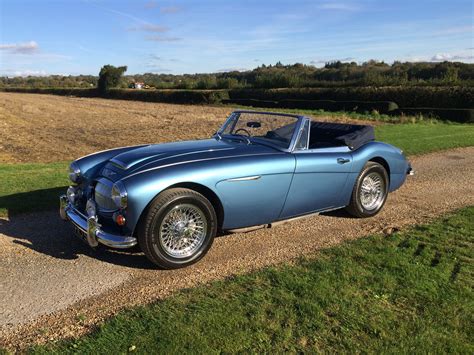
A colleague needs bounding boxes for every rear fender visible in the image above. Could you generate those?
[340,142,409,204]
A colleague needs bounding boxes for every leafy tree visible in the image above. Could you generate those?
[2,61,473,90]
[98,65,127,93]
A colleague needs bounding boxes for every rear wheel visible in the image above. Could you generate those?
[138,188,217,269]
[346,162,388,218]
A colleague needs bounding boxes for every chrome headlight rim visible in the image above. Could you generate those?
[66,185,82,204]
[68,162,82,183]
[111,181,128,209]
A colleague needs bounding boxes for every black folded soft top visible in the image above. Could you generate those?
[309,121,375,150]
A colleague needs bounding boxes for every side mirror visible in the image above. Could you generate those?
[247,121,261,128]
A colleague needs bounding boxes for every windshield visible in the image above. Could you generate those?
[220,112,300,149]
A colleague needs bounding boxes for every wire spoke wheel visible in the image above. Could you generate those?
[158,203,208,258]
[359,172,384,211]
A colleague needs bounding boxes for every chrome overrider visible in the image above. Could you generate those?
[59,195,137,249]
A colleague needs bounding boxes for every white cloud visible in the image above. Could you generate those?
[0,41,39,54]
[310,57,355,65]
[147,68,172,73]
[0,69,47,77]
[402,51,473,63]
[216,68,249,73]
[431,52,474,62]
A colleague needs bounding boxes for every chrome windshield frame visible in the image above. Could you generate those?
[215,110,307,153]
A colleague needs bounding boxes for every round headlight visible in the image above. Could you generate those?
[111,181,128,209]
[68,162,82,183]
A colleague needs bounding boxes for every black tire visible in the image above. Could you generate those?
[137,188,217,269]
[345,162,389,218]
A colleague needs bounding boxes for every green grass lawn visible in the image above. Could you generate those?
[27,207,473,354]
[375,122,474,155]
[0,162,69,217]
[0,122,473,218]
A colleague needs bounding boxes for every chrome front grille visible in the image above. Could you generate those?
[94,179,117,211]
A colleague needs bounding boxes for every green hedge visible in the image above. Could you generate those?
[105,89,229,104]
[0,87,98,97]
[228,87,473,109]
[278,99,398,113]
[2,86,472,109]
[393,108,474,123]
[222,99,279,108]
[0,87,229,105]
[224,98,398,114]
[2,87,472,122]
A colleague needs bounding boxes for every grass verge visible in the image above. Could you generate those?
[29,207,474,353]
[0,162,69,217]
[0,122,473,217]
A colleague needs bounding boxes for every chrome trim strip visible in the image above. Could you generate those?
[226,206,344,233]
[227,175,261,182]
[59,195,137,249]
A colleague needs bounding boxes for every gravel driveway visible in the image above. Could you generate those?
[1,147,473,349]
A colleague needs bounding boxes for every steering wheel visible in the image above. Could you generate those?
[234,128,251,136]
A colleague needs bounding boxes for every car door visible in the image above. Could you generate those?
[279,120,353,219]
[216,153,296,229]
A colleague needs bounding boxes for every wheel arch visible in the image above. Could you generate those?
[368,156,390,182]
[167,182,225,231]
[133,182,225,237]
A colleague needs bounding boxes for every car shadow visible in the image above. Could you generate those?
[320,208,357,219]
[0,188,156,270]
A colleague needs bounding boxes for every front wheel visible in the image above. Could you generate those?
[346,162,389,218]
[138,188,217,269]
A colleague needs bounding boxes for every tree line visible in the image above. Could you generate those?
[1,61,473,90]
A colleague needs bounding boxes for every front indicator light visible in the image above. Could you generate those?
[115,214,126,226]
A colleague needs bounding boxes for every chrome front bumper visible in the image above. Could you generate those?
[59,195,137,249]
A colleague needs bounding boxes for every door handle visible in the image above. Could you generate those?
[337,158,350,164]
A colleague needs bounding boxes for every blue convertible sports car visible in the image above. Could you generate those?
[60,111,413,268]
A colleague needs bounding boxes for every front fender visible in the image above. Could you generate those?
[121,153,294,233]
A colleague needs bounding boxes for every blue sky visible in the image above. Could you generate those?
[0,0,472,76]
